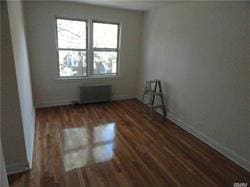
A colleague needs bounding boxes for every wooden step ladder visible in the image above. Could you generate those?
[142,79,166,118]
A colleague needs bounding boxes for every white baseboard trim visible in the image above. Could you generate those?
[35,95,136,108]
[136,97,250,172]
[35,98,78,108]
[167,112,250,172]
[112,95,136,101]
[6,161,30,175]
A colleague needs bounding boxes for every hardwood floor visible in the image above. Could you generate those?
[8,99,249,187]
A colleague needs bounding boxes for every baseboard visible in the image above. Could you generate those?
[112,95,136,101]
[35,95,136,108]
[35,98,79,108]
[6,161,30,175]
[167,113,250,172]
[136,97,250,172]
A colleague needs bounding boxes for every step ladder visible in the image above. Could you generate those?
[142,79,166,118]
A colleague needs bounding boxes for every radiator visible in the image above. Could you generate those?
[80,84,112,104]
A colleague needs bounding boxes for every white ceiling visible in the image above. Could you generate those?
[64,0,248,11]
[67,1,170,11]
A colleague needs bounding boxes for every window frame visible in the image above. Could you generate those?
[91,20,120,77]
[55,17,121,79]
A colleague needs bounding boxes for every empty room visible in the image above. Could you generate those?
[1,0,249,186]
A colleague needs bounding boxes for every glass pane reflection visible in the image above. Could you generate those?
[63,128,88,171]
[63,122,116,172]
[63,128,88,151]
[94,143,114,163]
[94,123,115,143]
[64,148,88,172]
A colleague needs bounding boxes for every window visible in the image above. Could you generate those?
[56,18,120,78]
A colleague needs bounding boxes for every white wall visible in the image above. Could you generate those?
[1,0,29,174]
[23,1,143,108]
[7,0,36,170]
[137,2,250,171]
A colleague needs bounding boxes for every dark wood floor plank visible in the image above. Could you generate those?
[8,99,250,187]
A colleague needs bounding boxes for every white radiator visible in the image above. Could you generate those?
[80,84,112,104]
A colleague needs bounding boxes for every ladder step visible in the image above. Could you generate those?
[146,104,164,109]
[151,92,163,96]
[153,105,164,109]
[144,89,163,95]
[147,79,160,84]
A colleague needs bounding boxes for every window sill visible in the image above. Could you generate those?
[55,75,120,82]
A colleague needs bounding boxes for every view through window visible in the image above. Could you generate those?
[56,18,120,77]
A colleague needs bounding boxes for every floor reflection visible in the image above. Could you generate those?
[63,122,116,171]
[94,123,115,143]
[94,142,114,163]
[63,128,88,171]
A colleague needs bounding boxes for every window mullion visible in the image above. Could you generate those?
[87,19,93,76]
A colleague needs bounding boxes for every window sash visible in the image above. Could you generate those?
[57,49,88,79]
[92,50,118,75]
[56,18,88,50]
[91,21,120,76]
[58,48,87,51]
[92,21,120,50]
[93,48,118,51]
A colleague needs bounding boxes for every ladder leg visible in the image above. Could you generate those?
[152,81,157,104]
[142,81,149,102]
[158,81,166,117]
[141,82,146,101]
[149,83,153,118]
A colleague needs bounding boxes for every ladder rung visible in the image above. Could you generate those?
[146,103,164,109]
[144,89,159,94]
[147,80,160,84]
[153,105,164,109]
[145,87,162,92]
[151,92,163,96]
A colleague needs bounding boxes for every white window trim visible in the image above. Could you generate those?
[55,17,121,80]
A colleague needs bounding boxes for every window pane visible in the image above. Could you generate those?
[57,19,86,49]
[93,22,118,48]
[59,50,86,77]
[93,51,117,75]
